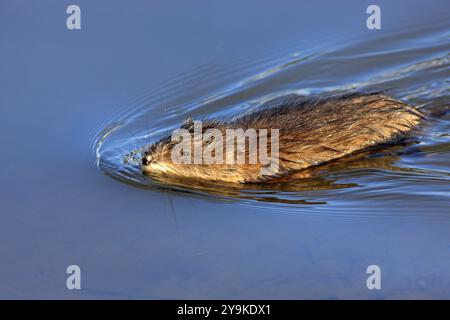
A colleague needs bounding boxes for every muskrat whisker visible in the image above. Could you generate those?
[124,127,147,150]
[165,191,180,235]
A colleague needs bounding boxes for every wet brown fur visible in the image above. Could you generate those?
[142,93,425,183]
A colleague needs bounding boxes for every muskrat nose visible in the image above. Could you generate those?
[142,157,149,165]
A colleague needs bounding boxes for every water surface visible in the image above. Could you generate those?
[1,0,449,299]
[96,16,449,213]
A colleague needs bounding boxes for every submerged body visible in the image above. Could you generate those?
[142,93,425,183]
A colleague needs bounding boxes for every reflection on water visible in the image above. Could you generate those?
[94,18,450,211]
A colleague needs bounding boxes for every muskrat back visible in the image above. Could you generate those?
[141,93,425,183]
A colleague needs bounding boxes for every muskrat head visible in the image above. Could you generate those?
[141,136,185,178]
[141,118,205,180]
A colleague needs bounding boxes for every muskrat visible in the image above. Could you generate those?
[141,93,426,183]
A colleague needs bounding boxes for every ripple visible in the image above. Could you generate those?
[93,18,450,214]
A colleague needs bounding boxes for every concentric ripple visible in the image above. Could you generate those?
[93,18,449,209]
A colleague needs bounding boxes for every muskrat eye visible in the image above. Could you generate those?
[142,155,152,165]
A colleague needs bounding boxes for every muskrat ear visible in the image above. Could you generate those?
[181,114,194,129]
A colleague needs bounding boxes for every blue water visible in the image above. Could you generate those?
[0,0,449,299]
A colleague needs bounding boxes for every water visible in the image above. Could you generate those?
[1,1,449,299]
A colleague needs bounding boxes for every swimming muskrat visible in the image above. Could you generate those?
[141,93,426,183]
